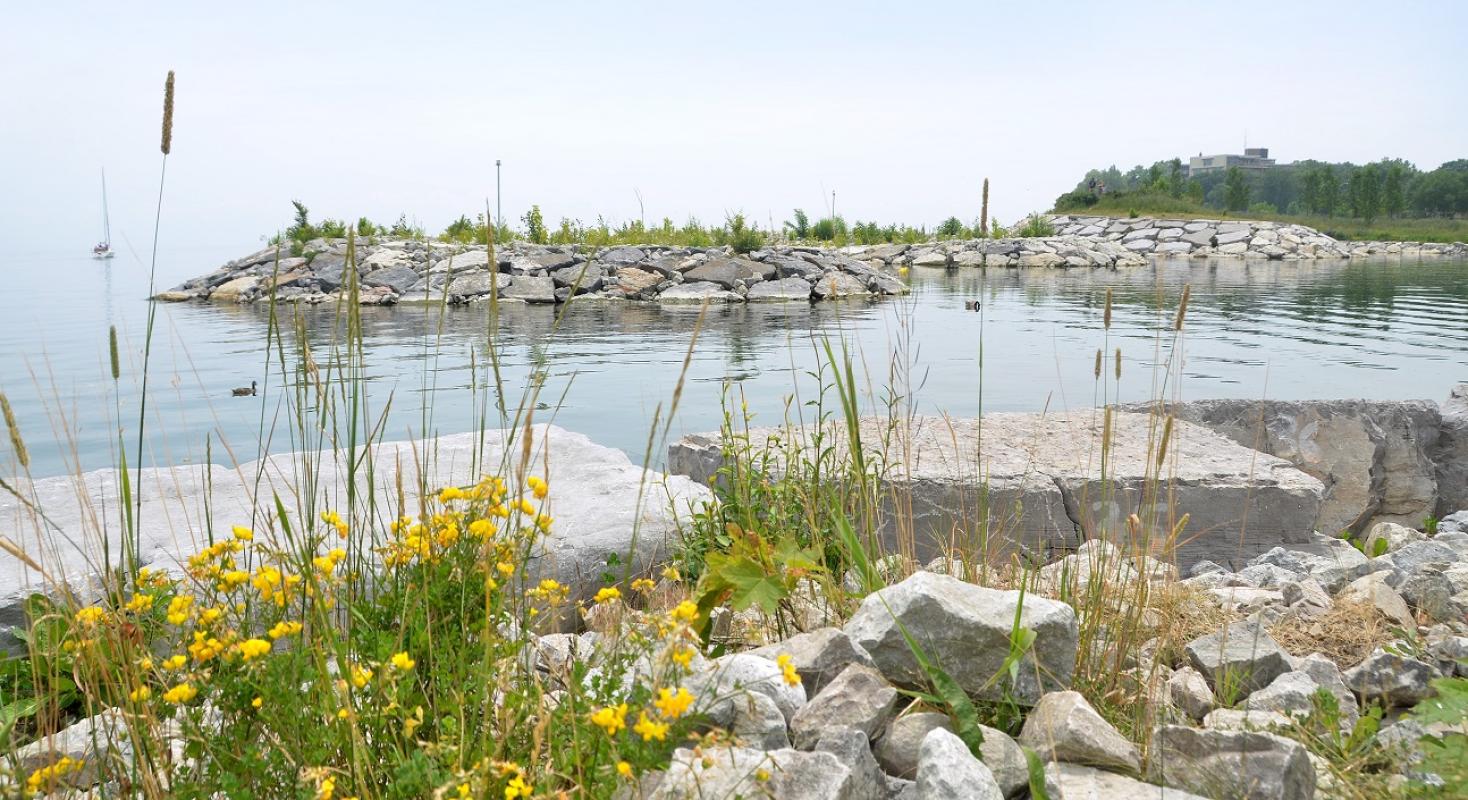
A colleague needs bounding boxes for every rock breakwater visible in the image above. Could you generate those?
[157,241,912,306]
[1042,214,1468,260]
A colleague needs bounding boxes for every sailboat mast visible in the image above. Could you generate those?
[101,168,111,245]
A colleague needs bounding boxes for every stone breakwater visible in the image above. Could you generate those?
[1041,214,1468,260]
[156,240,914,306]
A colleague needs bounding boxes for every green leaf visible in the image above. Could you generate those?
[1412,677,1468,727]
[718,557,788,615]
[930,665,986,755]
[1371,538,1389,557]
[1023,746,1052,800]
[0,696,40,726]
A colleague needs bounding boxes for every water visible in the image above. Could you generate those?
[4,250,1466,479]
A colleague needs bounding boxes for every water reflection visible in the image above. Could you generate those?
[5,256,1466,478]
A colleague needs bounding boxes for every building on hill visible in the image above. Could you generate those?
[1188,147,1276,175]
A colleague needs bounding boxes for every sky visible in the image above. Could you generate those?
[2,0,1465,270]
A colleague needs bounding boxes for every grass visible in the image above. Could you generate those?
[1053,192,1468,243]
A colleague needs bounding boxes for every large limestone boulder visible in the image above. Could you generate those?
[843,571,1077,705]
[1018,690,1140,773]
[1183,622,1291,700]
[1438,383,1468,515]
[0,426,710,646]
[1151,726,1315,800]
[915,728,1004,800]
[1149,399,1444,535]
[789,663,897,748]
[1044,763,1209,800]
[669,412,1323,570]
[647,746,854,799]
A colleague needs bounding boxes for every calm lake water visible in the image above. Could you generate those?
[4,248,1466,479]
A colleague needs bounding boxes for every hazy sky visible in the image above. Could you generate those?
[4,0,1465,264]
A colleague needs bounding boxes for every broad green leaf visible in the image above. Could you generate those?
[718,558,788,615]
[1023,746,1052,800]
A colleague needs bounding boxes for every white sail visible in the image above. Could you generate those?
[94,168,114,259]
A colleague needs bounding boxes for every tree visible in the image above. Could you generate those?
[1223,167,1250,212]
[1382,162,1409,218]
[1349,164,1382,222]
[1168,159,1185,198]
[523,205,547,244]
[936,217,966,238]
[288,200,314,241]
[1318,165,1340,216]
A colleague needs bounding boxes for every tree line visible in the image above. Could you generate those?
[1057,157,1468,222]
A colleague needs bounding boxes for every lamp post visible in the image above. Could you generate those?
[495,160,502,229]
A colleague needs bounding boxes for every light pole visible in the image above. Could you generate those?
[495,160,502,230]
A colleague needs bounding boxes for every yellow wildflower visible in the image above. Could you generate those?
[630,578,655,593]
[163,683,198,705]
[670,601,698,624]
[633,711,669,742]
[163,654,187,670]
[777,653,802,687]
[616,761,634,778]
[589,703,628,735]
[269,620,302,639]
[221,570,249,589]
[199,607,223,625]
[25,756,85,795]
[527,476,548,499]
[232,525,254,542]
[239,638,272,661]
[438,486,466,502]
[129,686,152,703]
[514,498,535,515]
[755,767,771,781]
[593,587,622,604]
[125,593,156,613]
[318,775,336,800]
[166,595,194,625]
[671,647,695,669]
[534,514,553,532]
[661,566,682,582]
[469,518,495,539]
[391,651,415,671]
[252,696,263,709]
[504,776,531,799]
[496,561,515,577]
[74,606,108,626]
[350,664,373,688]
[654,687,694,719]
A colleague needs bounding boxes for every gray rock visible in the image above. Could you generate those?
[1018,690,1140,773]
[657,282,743,303]
[1045,762,1209,800]
[0,425,710,646]
[915,728,1004,800]
[1344,647,1440,707]
[1167,667,1215,721]
[746,276,813,301]
[975,725,1029,799]
[1151,725,1315,800]
[1201,708,1295,732]
[446,272,508,299]
[12,709,133,790]
[750,627,876,695]
[1184,622,1291,700]
[549,263,604,292]
[1364,521,1426,554]
[1242,670,1324,718]
[729,690,791,749]
[812,271,870,298]
[501,275,556,303]
[1438,384,1468,514]
[1384,539,1461,577]
[874,712,952,780]
[685,653,808,726]
[613,267,662,297]
[669,412,1323,573]
[1294,652,1358,724]
[813,727,885,800]
[1237,563,1305,589]
[648,746,854,799]
[1339,571,1415,629]
[844,571,1077,705]
[683,258,765,289]
[597,246,647,266]
[790,663,898,749]
[362,265,422,293]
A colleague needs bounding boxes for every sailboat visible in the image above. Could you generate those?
[93,169,115,259]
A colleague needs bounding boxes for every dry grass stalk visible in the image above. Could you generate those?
[1268,599,1393,668]
[1,391,28,468]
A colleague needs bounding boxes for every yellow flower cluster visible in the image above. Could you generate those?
[24,756,85,795]
[777,654,802,687]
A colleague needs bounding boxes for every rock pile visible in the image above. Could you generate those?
[837,237,1150,270]
[155,241,911,306]
[1042,215,1468,260]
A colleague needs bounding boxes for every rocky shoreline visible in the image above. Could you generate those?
[7,402,1468,797]
[158,216,1465,307]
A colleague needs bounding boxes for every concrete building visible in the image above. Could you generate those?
[1188,147,1276,175]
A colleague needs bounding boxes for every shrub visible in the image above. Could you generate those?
[523,205,548,244]
[1016,213,1055,238]
[723,213,764,254]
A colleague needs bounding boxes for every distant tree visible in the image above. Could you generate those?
[1349,164,1382,222]
[287,200,314,242]
[1318,165,1340,216]
[936,217,966,238]
[523,205,548,244]
[1223,167,1250,212]
[1167,159,1185,198]
[1186,179,1205,204]
[442,214,476,243]
[1382,162,1409,218]
[1412,167,1468,215]
[355,217,379,238]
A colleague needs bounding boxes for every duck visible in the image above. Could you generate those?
[231,381,257,397]
[963,300,981,311]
